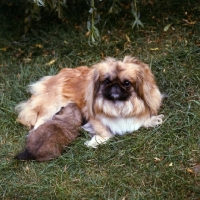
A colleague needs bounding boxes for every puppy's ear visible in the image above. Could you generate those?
[85,68,100,116]
[136,64,162,115]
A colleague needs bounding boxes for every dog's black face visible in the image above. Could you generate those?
[101,77,132,101]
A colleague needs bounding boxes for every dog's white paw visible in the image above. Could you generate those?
[84,135,109,148]
[144,114,164,128]
[84,140,97,148]
[152,114,164,126]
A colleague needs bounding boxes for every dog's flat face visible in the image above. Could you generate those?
[98,62,144,103]
[86,56,162,118]
[101,76,132,101]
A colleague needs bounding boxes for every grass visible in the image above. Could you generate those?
[0,0,200,199]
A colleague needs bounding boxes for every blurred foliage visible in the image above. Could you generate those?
[27,0,68,20]
[25,0,143,45]
[0,0,143,45]
[24,0,69,32]
[87,0,101,45]
[1,0,199,45]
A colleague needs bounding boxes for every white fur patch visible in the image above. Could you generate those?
[99,116,145,135]
[83,114,164,137]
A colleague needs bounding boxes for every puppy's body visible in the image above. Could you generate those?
[15,103,82,161]
[16,56,164,148]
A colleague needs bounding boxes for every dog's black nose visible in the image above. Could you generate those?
[111,84,121,99]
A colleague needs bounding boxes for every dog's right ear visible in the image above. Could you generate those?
[85,68,100,116]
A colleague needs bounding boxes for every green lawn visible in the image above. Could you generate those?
[0,1,199,199]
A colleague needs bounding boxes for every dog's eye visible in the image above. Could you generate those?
[124,80,131,87]
[104,78,111,85]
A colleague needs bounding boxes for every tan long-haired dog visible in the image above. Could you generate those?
[16,56,164,148]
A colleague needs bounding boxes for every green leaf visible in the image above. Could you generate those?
[87,21,91,31]
[163,23,172,32]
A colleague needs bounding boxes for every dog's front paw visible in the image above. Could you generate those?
[144,114,164,128]
[152,114,164,126]
[84,140,97,148]
[84,135,109,148]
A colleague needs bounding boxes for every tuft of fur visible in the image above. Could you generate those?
[15,103,82,161]
[15,148,36,160]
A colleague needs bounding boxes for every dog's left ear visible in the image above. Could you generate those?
[85,68,100,116]
[136,63,162,115]
[123,56,162,115]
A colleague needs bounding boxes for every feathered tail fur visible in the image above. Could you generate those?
[15,75,67,129]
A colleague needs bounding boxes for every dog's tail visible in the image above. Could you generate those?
[15,100,38,129]
[15,75,65,129]
[15,76,53,128]
[15,149,36,161]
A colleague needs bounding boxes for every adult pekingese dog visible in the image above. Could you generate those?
[16,56,164,148]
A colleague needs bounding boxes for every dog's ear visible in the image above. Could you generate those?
[136,64,162,115]
[85,68,100,116]
[123,56,162,115]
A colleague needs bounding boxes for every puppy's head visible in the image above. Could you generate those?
[86,56,162,118]
[53,103,82,126]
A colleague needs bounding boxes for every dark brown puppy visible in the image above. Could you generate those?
[15,103,82,161]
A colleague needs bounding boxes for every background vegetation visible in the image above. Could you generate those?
[0,0,200,199]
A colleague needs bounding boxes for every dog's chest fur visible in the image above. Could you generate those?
[83,115,145,136]
[100,116,145,135]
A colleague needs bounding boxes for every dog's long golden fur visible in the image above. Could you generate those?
[16,66,90,129]
[16,56,164,148]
